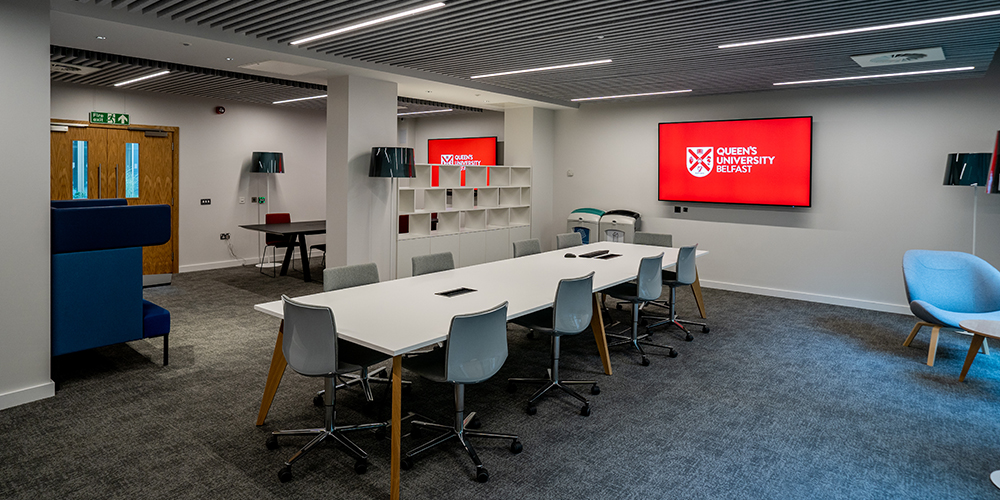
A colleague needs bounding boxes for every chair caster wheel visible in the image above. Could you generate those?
[590,384,600,395]
[702,326,710,333]
[527,330,535,339]
[468,416,482,429]
[265,434,279,450]
[510,440,523,454]
[313,393,324,407]
[685,333,694,341]
[641,356,650,366]
[278,465,292,483]
[354,459,368,474]
[476,467,490,483]
[506,381,517,393]
[580,404,591,417]
[616,304,623,310]
[668,349,678,358]
[526,405,537,416]
[401,457,413,470]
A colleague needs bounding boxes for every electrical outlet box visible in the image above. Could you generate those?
[251,197,258,204]
[239,197,245,204]
[201,199,211,205]
[683,207,689,212]
[220,233,230,240]
[674,206,681,213]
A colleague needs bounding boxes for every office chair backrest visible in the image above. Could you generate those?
[281,295,338,377]
[444,302,509,384]
[634,231,672,248]
[674,245,698,285]
[636,253,665,302]
[513,238,542,258]
[903,250,1000,312]
[556,232,583,249]
[412,252,455,276]
[264,213,291,245]
[324,262,379,292]
[551,272,595,335]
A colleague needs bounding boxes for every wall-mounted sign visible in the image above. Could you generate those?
[89,111,130,125]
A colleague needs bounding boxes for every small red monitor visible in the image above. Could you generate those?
[428,137,497,186]
[658,117,812,207]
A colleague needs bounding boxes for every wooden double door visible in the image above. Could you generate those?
[50,122,179,275]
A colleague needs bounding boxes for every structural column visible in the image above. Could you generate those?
[504,107,555,249]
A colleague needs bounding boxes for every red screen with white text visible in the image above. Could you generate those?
[428,137,497,186]
[658,117,812,206]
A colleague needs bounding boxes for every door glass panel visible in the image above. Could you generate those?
[72,140,88,199]
[125,142,139,198]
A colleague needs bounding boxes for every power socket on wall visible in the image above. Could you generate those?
[220,233,230,240]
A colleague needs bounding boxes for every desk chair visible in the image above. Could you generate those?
[643,245,709,339]
[309,243,326,268]
[507,272,599,416]
[260,213,296,277]
[605,253,677,366]
[556,232,583,249]
[512,238,541,258]
[265,296,389,482]
[902,250,1000,366]
[633,231,708,321]
[311,263,409,408]
[401,302,522,483]
[412,252,455,276]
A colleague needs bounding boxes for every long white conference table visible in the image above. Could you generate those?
[253,241,707,499]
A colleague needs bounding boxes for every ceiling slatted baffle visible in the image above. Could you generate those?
[65,0,1000,103]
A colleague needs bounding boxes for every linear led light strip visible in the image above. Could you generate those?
[114,70,169,87]
[721,9,1000,48]
[273,94,327,104]
[774,66,975,86]
[572,89,692,102]
[398,109,452,116]
[291,2,445,45]
[471,59,612,79]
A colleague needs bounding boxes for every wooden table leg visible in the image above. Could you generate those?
[591,293,613,376]
[256,321,287,426]
[691,267,707,319]
[391,355,402,500]
[959,334,986,382]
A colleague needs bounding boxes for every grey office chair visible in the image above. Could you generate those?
[633,233,709,334]
[644,245,709,337]
[605,253,677,366]
[412,252,455,276]
[309,243,326,268]
[310,263,408,408]
[507,272,598,416]
[556,232,583,249]
[512,238,542,258]
[401,302,522,483]
[265,296,389,482]
[634,231,672,248]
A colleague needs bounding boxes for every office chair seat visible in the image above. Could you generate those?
[605,253,678,366]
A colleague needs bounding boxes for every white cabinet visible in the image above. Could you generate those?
[396,164,531,278]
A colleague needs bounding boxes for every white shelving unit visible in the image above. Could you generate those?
[396,164,531,277]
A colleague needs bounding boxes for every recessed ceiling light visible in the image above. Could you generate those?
[397,109,452,116]
[720,9,1000,48]
[114,70,170,87]
[95,36,107,40]
[471,59,612,79]
[291,2,445,45]
[226,57,234,61]
[273,94,327,104]
[571,89,692,101]
[773,66,975,86]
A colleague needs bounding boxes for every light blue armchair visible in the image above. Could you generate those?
[902,250,1000,366]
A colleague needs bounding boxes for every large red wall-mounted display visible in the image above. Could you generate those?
[658,117,812,207]
[428,136,497,186]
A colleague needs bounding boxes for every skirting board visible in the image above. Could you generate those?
[0,381,55,411]
[179,253,312,273]
[701,280,910,315]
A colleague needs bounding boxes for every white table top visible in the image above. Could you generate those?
[959,320,1000,339]
[254,241,707,356]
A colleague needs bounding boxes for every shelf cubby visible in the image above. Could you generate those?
[436,210,460,234]
[488,166,510,186]
[487,208,510,227]
[422,188,446,212]
[398,189,415,214]
[500,187,521,207]
[510,206,531,226]
[413,164,432,188]
[407,212,431,236]
[462,209,487,230]
[511,167,531,186]
[438,165,462,187]
[465,166,488,187]
[451,188,475,210]
[477,187,499,207]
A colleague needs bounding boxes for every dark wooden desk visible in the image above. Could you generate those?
[240,220,325,282]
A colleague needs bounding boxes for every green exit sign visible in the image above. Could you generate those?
[89,111,130,125]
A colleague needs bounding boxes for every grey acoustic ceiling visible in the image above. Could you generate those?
[64,0,1000,104]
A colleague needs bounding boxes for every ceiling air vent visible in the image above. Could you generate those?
[851,47,945,67]
[50,61,102,76]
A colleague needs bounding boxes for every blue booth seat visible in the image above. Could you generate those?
[51,199,172,366]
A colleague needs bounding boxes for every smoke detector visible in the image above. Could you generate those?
[851,47,945,67]
[50,62,101,76]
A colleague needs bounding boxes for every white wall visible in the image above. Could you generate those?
[408,111,505,163]
[50,82,327,272]
[552,72,1000,313]
[0,0,55,409]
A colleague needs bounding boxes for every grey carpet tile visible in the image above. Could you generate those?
[1,261,999,499]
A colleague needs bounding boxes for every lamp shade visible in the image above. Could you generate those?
[369,147,415,178]
[944,153,991,186]
[250,152,284,173]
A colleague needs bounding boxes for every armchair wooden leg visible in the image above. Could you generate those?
[960,334,986,381]
[256,321,287,426]
[926,325,941,367]
[903,322,931,347]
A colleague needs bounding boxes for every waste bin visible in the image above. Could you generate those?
[567,208,604,245]
[599,210,641,243]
